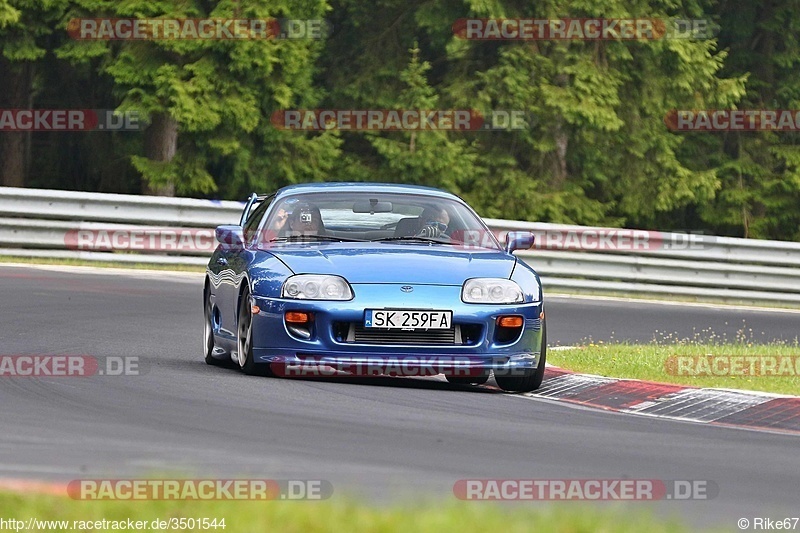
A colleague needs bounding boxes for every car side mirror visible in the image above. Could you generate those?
[215,225,244,250]
[505,231,535,254]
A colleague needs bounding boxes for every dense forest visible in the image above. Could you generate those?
[1,0,799,240]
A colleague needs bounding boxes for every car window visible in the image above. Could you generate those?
[243,198,272,244]
[258,191,500,249]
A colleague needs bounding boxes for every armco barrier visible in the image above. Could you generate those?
[1,186,799,305]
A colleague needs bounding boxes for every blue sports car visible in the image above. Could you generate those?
[203,183,546,392]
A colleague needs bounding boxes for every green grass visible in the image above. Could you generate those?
[0,491,698,533]
[549,342,800,395]
[0,255,205,273]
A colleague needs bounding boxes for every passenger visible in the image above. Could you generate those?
[415,206,450,238]
[272,203,324,237]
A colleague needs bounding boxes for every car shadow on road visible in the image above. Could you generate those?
[195,358,507,394]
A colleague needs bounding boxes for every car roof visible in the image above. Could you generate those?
[272,182,463,202]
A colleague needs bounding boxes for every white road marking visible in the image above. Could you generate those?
[0,262,203,281]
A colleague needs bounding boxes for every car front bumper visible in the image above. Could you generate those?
[250,283,544,375]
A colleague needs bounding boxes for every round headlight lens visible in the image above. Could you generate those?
[462,278,524,304]
[281,275,353,300]
[468,285,485,300]
[304,282,319,298]
[285,282,301,297]
[489,285,505,301]
[323,280,344,298]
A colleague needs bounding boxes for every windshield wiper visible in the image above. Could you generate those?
[265,235,367,243]
[372,236,455,245]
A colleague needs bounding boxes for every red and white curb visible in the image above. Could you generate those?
[520,366,800,435]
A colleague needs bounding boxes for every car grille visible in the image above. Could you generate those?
[347,323,460,345]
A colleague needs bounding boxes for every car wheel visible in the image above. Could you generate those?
[445,371,490,386]
[203,288,223,366]
[236,288,271,376]
[495,320,547,393]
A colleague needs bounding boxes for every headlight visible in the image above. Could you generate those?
[281,275,354,300]
[462,278,524,304]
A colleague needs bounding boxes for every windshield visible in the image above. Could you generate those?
[257,191,501,250]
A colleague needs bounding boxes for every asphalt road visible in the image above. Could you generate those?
[546,295,800,345]
[1,264,798,530]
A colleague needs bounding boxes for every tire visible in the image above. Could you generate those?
[203,287,224,366]
[236,288,271,376]
[445,371,490,386]
[495,320,547,393]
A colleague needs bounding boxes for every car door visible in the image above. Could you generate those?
[217,197,273,337]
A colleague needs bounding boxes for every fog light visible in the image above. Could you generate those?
[497,316,523,328]
[286,311,311,324]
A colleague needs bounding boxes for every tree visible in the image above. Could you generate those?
[366,43,482,193]
[58,0,336,197]
[443,0,746,226]
[0,0,69,187]
[694,0,800,239]
[320,0,746,228]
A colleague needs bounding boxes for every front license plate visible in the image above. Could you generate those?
[364,310,452,330]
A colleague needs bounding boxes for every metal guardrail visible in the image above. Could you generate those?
[0,186,243,226]
[2,186,800,305]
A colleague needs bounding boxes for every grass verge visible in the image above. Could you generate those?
[548,343,800,395]
[0,492,695,533]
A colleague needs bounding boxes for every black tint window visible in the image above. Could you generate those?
[243,199,271,243]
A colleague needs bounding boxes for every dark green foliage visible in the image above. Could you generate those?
[1,0,798,240]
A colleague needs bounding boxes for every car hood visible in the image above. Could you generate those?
[264,243,515,284]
